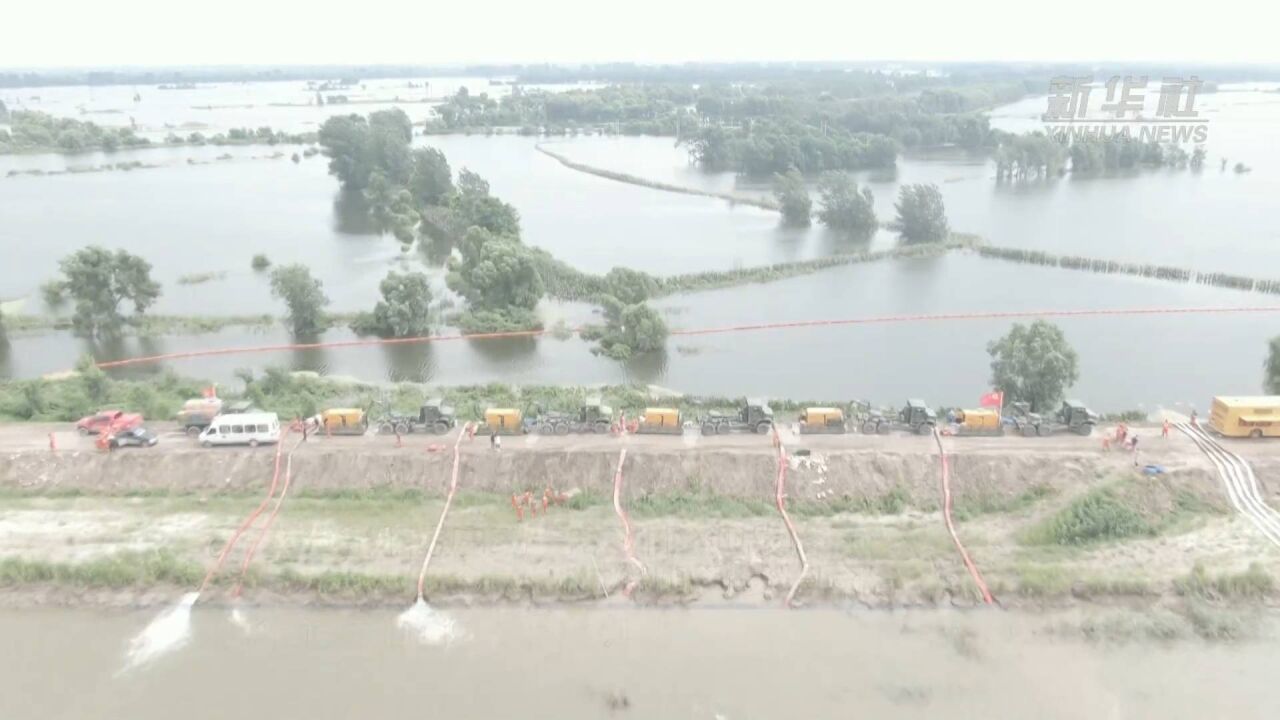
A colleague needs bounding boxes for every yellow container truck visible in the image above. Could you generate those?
[950,408,1003,436]
[483,408,526,435]
[1209,396,1280,438]
[636,407,683,435]
[799,407,846,434]
[321,408,368,435]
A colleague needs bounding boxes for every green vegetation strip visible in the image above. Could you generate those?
[978,245,1280,295]
[535,144,779,210]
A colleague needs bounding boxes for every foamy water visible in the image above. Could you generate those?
[229,605,253,635]
[120,592,199,673]
[397,598,463,645]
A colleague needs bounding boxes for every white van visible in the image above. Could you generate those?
[198,412,281,448]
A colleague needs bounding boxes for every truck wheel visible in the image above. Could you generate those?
[185,426,201,437]
[433,422,449,435]
[1020,424,1037,437]
[756,421,772,434]
[537,423,553,435]
[1075,423,1094,437]
[594,421,610,434]
[1036,424,1049,437]
[249,439,260,448]
[701,423,716,436]
[555,423,570,436]
[877,423,891,435]
[716,423,731,435]
[861,421,877,435]
[201,440,212,448]
[394,422,410,435]
[1251,428,1264,439]
[916,423,933,436]
[378,422,394,435]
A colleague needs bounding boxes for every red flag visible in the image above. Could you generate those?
[979,390,1004,408]
[202,385,217,399]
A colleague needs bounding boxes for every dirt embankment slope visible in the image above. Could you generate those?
[1,434,1278,613]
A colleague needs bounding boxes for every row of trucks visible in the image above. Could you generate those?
[795,399,1100,437]
[174,394,1098,441]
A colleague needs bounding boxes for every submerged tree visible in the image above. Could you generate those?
[816,172,877,239]
[587,296,669,360]
[988,320,1079,412]
[408,147,453,207]
[269,264,330,336]
[351,271,433,338]
[448,168,521,237]
[44,246,161,337]
[772,169,812,227]
[893,183,949,243]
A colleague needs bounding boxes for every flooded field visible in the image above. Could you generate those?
[3,606,1278,719]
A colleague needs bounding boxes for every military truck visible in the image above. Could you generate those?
[375,398,457,435]
[530,402,614,435]
[699,398,774,435]
[861,399,937,435]
[1005,399,1098,436]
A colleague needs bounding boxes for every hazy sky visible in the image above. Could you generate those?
[5,0,1274,67]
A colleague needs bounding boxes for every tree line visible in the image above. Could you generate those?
[772,171,950,244]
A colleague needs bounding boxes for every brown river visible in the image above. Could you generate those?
[3,606,1277,719]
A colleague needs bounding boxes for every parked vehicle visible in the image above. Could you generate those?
[1209,396,1280,438]
[198,412,281,448]
[76,410,143,436]
[109,427,159,448]
[320,408,369,436]
[798,407,846,434]
[862,400,936,435]
[530,402,614,435]
[948,408,1003,436]
[635,407,684,435]
[482,408,526,436]
[699,399,773,436]
[375,398,456,435]
[1005,400,1098,436]
[176,398,223,436]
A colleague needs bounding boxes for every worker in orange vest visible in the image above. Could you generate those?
[1162,419,1171,439]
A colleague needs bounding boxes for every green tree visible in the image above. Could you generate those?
[448,238,544,312]
[1265,337,1280,394]
[772,169,812,227]
[317,114,371,189]
[816,172,877,238]
[1190,146,1207,171]
[269,264,330,336]
[351,271,433,338]
[448,168,520,237]
[251,254,271,271]
[408,147,453,206]
[893,183,949,243]
[987,321,1080,412]
[48,246,161,337]
[589,297,669,360]
[602,267,658,305]
[363,170,420,241]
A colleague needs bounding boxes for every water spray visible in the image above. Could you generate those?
[932,428,995,605]
[772,427,808,608]
[122,429,292,670]
[398,424,470,644]
[611,449,646,596]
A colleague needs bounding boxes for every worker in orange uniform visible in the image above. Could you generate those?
[1162,419,1170,439]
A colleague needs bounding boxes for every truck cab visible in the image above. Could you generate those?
[900,399,937,433]
[742,398,774,429]
[1058,400,1099,435]
[420,398,457,430]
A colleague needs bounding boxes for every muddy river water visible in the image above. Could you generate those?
[2,606,1277,719]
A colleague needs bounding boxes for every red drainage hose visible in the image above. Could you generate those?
[611,449,645,596]
[772,427,809,608]
[415,424,471,601]
[230,434,305,598]
[197,427,292,595]
[932,428,995,605]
